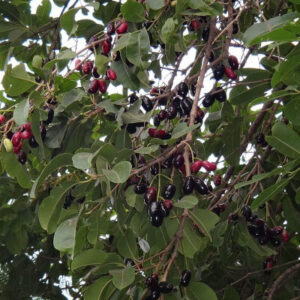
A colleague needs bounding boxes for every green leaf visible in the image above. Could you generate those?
[13,98,29,126]
[251,178,291,210]
[32,55,43,69]
[121,0,145,22]
[53,216,78,254]
[84,276,113,300]
[230,82,270,105]
[174,195,198,209]
[109,267,135,290]
[2,64,36,96]
[72,152,93,170]
[187,282,218,300]
[113,33,132,52]
[266,123,300,159]
[30,153,73,199]
[38,181,76,233]
[117,230,137,259]
[282,198,300,232]
[61,8,80,34]
[134,145,159,154]
[284,96,300,126]
[222,117,242,166]
[103,161,132,184]
[36,0,51,19]
[126,28,150,69]
[1,151,31,189]
[189,209,220,242]
[243,12,300,46]
[95,54,110,75]
[171,122,200,140]
[72,249,108,270]
[146,0,164,10]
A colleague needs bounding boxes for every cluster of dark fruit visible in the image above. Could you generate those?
[242,205,290,246]
[145,270,191,300]
[183,176,209,195]
[134,182,175,227]
[74,21,128,95]
[256,132,268,147]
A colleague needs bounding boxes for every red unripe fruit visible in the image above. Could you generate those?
[224,66,237,80]
[88,79,99,94]
[228,55,239,70]
[12,132,22,146]
[219,202,227,212]
[23,123,31,131]
[214,174,221,186]
[13,142,23,154]
[201,161,216,171]
[179,164,186,175]
[0,114,6,124]
[266,261,273,270]
[75,59,82,71]
[82,61,93,74]
[150,88,159,96]
[21,130,32,140]
[163,199,173,210]
[116,22,128,34]
[102,40,111,55]
[282,229,290,243]
[191,20,201,31]
[98,80,107,93]
[190,160,202,173]
[148,128,156,137]
[157,129,166,139]
[147,186,157,197]
[107,69,117,80]
[196,107,205,119]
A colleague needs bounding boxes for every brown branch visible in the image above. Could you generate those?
[267,264,300,300]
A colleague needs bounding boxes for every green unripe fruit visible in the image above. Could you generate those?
[4,138,13,152]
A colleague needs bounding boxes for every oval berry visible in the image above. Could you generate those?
[190,160,202,173]
[75,59,82,71]
[88,79,99,94]
[116,22,128,34]
[12,132,22,146]
[102,40,111,55]
[228,55,239,70]
[0,114,6,124]
[21,130,32,140]
[224,66,237,80]
[201,161,216,171]
[107,69,117,80]
[98,80,107,93]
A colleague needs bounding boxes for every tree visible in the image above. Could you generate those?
[0,0,300,299]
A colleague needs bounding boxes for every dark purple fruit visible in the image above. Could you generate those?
[256,133,268,147]
[92,67,100,78]
[254,218,265,228]
[18,151,27,164]
[146,275,159,291]
[209,52,215,62]
[232,22,239,34]
[147,290,161,300]
[35,76,41,83]
[144,187,157,205]
[213,64,225,81]
[181,97,193,114]
[153,115,160,127]
[183,176,194,194]
[202,27,210,42]
[43,108,54,125]
[172,97,181,109]
[173,153,184,168]
[258,235,268,245]
[271,238,281,247]
[88,35,100,51]
[162,184,176,199]
[134,183,148,194]
[180,270,191,287]
[150,211,164,227]
[40,126,47,140]
[151,163,159,175]
[148,201,161,216]
[129,93,139,104]
[166,104,177,119]
[202,93,215,108]
[193,177,208,195]
[158,281,173,293]
[158,110,167,121]
[141,96,154,112]
[248,224,258,236]
[178,82,188,98]
[127,124,137,134]
[242,205,252,220]
[214,87,227,102]
[29,136,38,148]
[212,206,221,216]
[107,22,115,35]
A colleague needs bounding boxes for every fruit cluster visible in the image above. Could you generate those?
[145,269,191,299]
[74,21,128,96]
[242,205,290,246]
